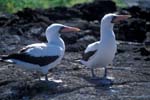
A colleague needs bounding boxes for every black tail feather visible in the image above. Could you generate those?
[0,55,9,61]
[0,55,16,64]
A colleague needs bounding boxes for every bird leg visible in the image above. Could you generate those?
[103,67,107,78]
[91,68,96,78]
[90,67,113,85]
[45,74,48,81]
[38,73,41,81]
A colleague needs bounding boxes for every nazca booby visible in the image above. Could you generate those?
[0,23,80,81]
[80,13,131,84]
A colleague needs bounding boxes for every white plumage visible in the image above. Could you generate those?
[1,23,80,81]
[23,43,64,57]
[12,43,64,74]
[81,13,130,83]
[85,41,99,54]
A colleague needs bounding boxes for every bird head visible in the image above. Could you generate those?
[46,23,80,36]
[45,23,80,42]
[101,13,131,25]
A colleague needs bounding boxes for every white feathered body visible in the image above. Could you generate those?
[6,43,65,74]
[82,38,116,68]
[81,25,117,68]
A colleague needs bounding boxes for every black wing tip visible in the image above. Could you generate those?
[0,55,11,63]
[0,54,19,61]
[0,55,9,60]
[82,50,97,61]
[82,55,88,61]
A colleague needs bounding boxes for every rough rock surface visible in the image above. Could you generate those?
[0,42,150,100]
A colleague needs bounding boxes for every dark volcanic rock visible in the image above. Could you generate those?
[61,32,81,44]
[45,7,83,20]
[0,0,149,43]
[117,6,150,42]
[0,0,116,26]
[73,0,117,21]
[0,14,19,26]
[0,42,150,100]
[115,18,147,42]
[66,35,97,52]
[123,6,150,21]
[140,48,150,56]
[15,8,51,24]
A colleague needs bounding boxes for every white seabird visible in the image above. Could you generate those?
[80,13,131,84]
[0,23,80,81]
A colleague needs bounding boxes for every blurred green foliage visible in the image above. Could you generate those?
[112,0,127,8]
[0,0,93,13]
[0,0,127,13]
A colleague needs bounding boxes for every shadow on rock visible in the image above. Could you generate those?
[75,72,113,87]
[1,80,62,100]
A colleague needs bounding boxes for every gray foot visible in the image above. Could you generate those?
[45,74,48,81]
[91,68,96,78]
[91,77,113,86]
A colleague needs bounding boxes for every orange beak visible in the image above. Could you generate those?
[60,26,80,33]
[112,15,131,23]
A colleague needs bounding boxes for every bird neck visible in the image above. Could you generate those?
[100,22,115,43]
[46,34,65,49]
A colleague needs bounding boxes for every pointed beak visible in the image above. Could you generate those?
[60,26,80,33]
[112,15,131,23]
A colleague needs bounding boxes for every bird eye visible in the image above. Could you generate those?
[59,27,65,33]
[111,16,117,23]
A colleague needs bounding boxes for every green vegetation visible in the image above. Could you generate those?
[0,0,93,13]
[0,0,127,14]
[112,0,127,8]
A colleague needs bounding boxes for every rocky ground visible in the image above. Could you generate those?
[0,42,150,100]
[0,0,150,100]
